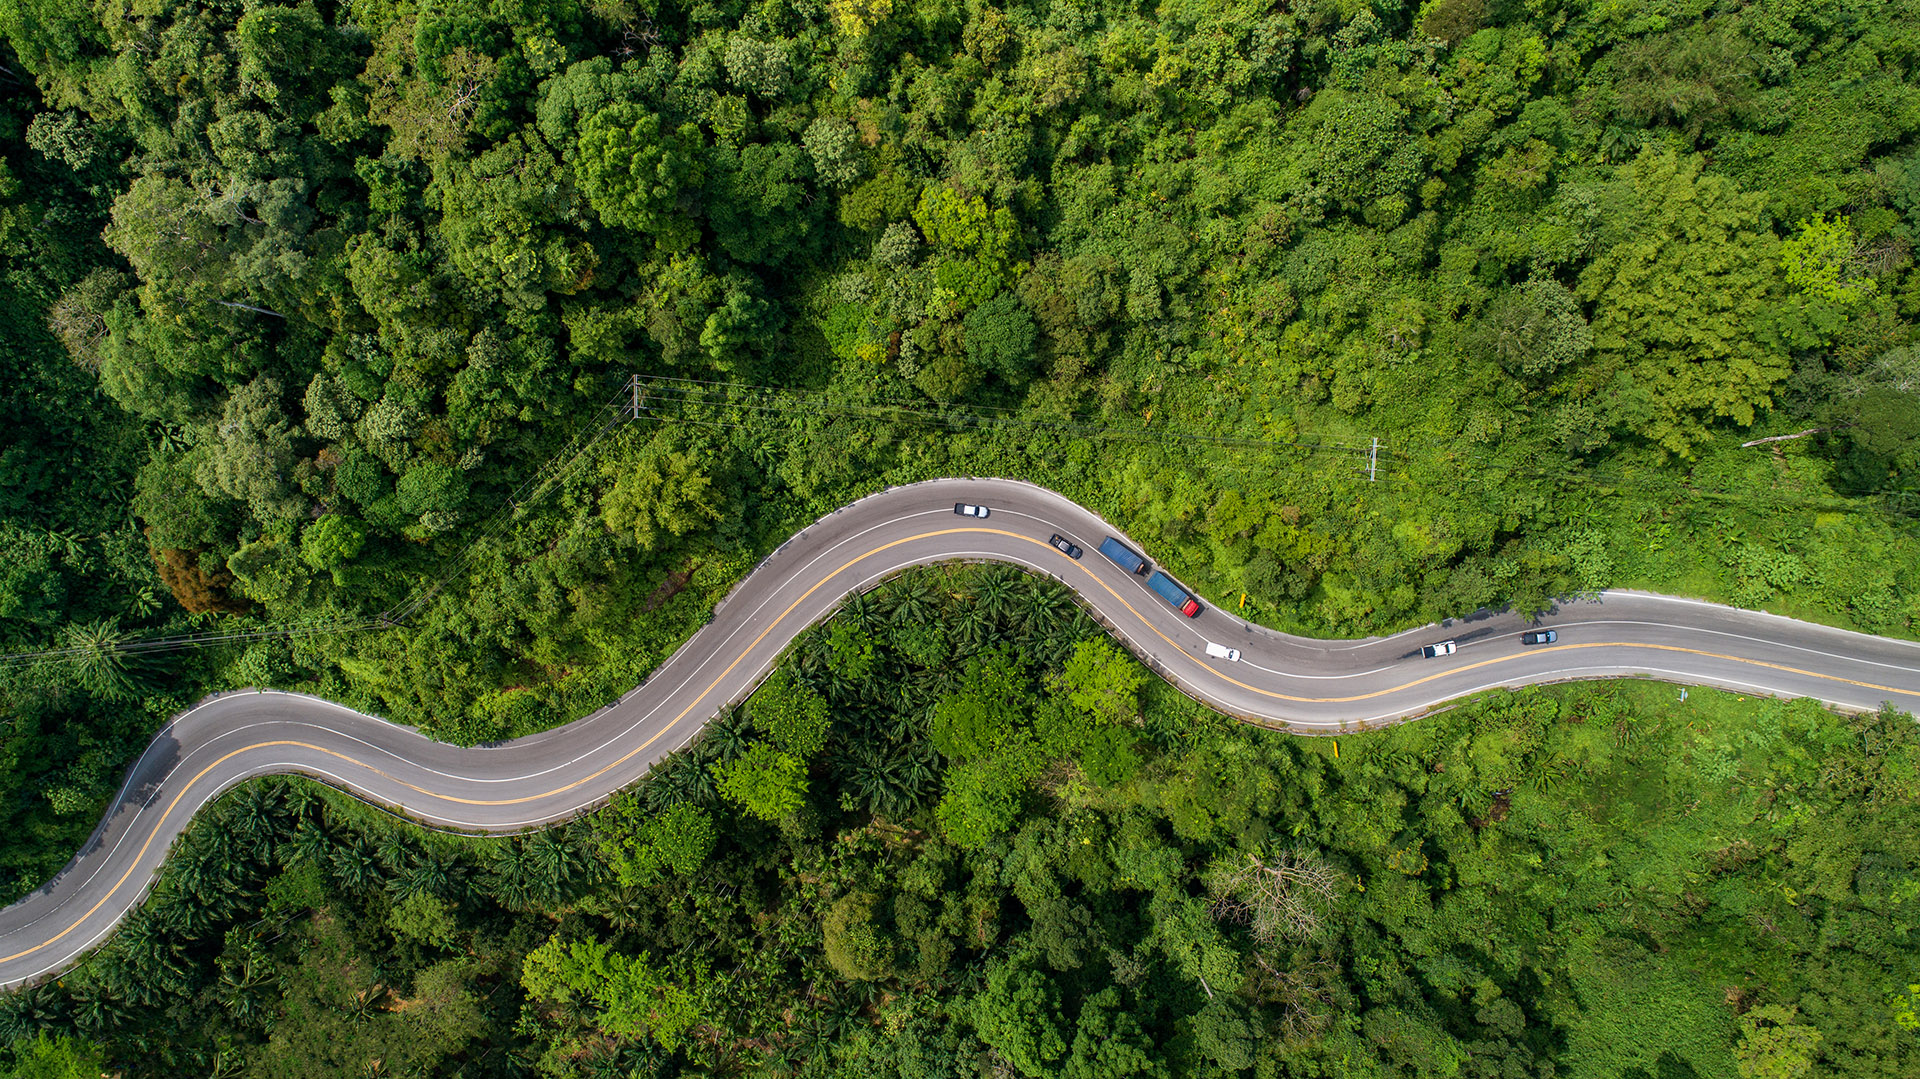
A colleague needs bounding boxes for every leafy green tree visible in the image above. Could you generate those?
[1780,214,1876,306]
[576,103,703,250]
[1064,988,1169,1079]
[522,936,703,1050]
[970,954,1068,1077]
[600,447,721,551]
[1576,150,1790,455]
[386,890,459,949]
[1053,638,1148,726]
[712,743,807,821]
[804,116,864,188]
[752,669,831,756]
[963,292,1038,385]
[1468,277,1592,383]
[822,890,896,981]
[1734,1006,1822,1079]
[601,800,716,887]
[2,1032,108,1079]
[914,185,1021,309]
[194,377,305,524]
[300,515,365,584]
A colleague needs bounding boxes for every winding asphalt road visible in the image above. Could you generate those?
[4,477,1919,988]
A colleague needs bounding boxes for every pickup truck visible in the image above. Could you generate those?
[1098,536,1148,574]
[1147,571,1201,617]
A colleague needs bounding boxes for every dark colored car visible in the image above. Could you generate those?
[1521,630,1558,645]
[1049,534,1083,559]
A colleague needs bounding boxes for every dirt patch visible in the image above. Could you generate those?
[644,560,700,612]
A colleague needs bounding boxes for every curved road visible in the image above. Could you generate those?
[5,477,1919,988]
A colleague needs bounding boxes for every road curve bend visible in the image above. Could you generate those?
[5,477,1919,988]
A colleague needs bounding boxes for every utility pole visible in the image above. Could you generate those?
[1367,437,1378,482]
[629,375,642,419]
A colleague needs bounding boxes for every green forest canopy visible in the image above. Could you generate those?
[3,0,1920,1071]
[2,565,1915,1078]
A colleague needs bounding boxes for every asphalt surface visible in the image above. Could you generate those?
[4,476,1919,988]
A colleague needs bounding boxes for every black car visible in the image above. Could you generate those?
[1048,534,1083,559]
[1521,630,1558,645]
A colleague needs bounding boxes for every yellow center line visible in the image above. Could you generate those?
[7,526,1917,968]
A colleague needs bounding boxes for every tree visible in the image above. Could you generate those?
[300,515,366,584]
[1734,1005,1821,1079]
[521,936,703,1050]
[601,800,716,887]
[1576,150,1790,455]
[963,292,1038,385]
[1780,214,1876,307]
[1468,277,1592,383]
[576,103,703,250]
[1204,847,1342,943]
[711,743,807,821]
[194,376,306,524]
[1064,988,1169,1079]
[929,649,1028,758]
[822,891,896,981]
[3,1032,108,1079]
[386,890,459,949]
[751,669,831,756]
[970,955,1068,1077]
[600,447,721,551]
[1052,638,1148,726]
[804,117,864,188]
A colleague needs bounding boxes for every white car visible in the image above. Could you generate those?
[1421,641,1457,658]
[1204,642,1241,662]
[954,503,989,518]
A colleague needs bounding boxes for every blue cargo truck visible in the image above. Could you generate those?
[1146,571,1201,618]
[1098,536,1148,574]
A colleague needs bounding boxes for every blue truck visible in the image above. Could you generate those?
[1098,536,1148,575]
[1146,571,1201,618]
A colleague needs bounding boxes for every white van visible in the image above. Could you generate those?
[1204,642,1241,662]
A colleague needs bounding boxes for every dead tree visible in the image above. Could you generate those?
[1206,848,1341,944]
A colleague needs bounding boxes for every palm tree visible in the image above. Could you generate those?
[842,591,882,634]
[69,982,132,1033]
[952,609,997,657]
[330,835,380,892]
[287,820,333,867]
[700,706,753,763]
[63,617,148,701]
[391,852,456,901]
[376,833,417,874]
[973,569,1020,623]
[1014,584,1070,639]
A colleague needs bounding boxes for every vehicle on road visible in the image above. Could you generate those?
[1204,642,1241,662]
[1421,641,1457,658]
[954,503,989,518]
[1098,536,1148,574]
[1049,534,1082,559]
[1147,571,1202,617]
[1521,630,1557,645]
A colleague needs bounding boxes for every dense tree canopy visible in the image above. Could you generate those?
[1,567,1914,1078]
[3,0,1920,1073]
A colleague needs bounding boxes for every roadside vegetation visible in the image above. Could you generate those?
[5,0,1920,869]
[4,567,1916,1077]
[3,0,1920,1071]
